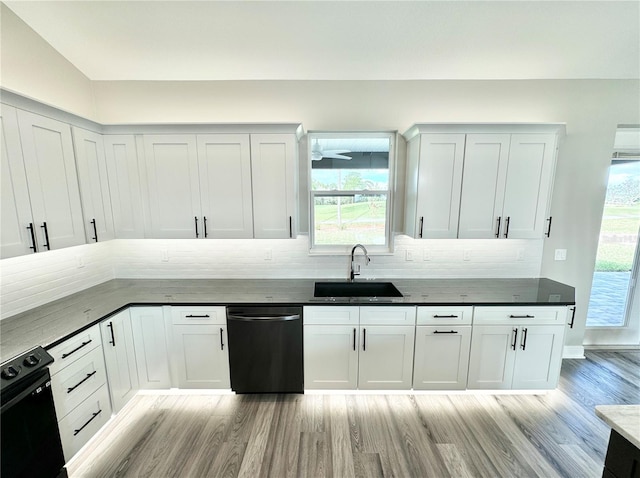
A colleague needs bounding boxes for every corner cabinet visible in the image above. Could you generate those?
[140,126,300,240]
[404,124,563,239]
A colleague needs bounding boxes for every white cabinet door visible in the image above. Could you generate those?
[72,127,115,242]
[467,325,517,390]
[458,134,511,239]
[197,134,253,238]
[304,325,359,390]
[502,134,557,239]
[1,105,34,258]
[103,135,144,238]
[16,109,86,249]
[142,135,201,238]
[358,325,415,390]
[511,325,565,389]
[413,326,471,390]
[406,134,465,239]
[171,324,230,389]
[250,134,297,238]
[130,307,171,389]
[101,309,139,412]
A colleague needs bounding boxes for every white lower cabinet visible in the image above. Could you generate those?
[303,306,416,390]
[130,306,172,389]
[48,324,111,462]
[467,324,565,390]
[101,309,139,412]
[169,306,230,389]
[413,325,472,390]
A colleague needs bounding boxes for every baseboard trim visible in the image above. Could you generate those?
[584,344,640,351]
[563,345,586,359]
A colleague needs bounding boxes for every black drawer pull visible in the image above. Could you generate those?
[434,330,458,334]
[568,307,576,329]
[353,328,357,351]
[90,218,98,242]
[67,371,97,394]
[520,327,528,350]
[545,216,553,237]
[27,223,37,252]
[509,315,534,319]
[433,315,459,318]
[185,314,210,318]
[41,222,51,250]
[511,328,518,351]
[220,328,224,350]
[61,339,92,359]
[73,409,102,436]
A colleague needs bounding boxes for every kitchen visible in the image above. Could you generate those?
[1,1,639,477]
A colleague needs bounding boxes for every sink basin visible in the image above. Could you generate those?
[314,281,403,298]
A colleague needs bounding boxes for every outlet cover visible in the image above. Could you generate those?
[554,249,567,261]
[406,250,414,261]
[463,250,471,261]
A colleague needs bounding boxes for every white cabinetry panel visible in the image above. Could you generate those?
[130,307,172,389]
[72,127,115,242]
[413,325,471,390]
[304,324,359,389]
[358,325,415,390]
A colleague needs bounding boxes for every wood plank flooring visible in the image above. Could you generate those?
[67,350,640,477]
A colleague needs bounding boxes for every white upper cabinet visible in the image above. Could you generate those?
[103,135,145,238]
[142,134,202,238]
[502,134,557,239]
[1,105,34,258]
[72,127,115,242]
[16,109,86,250]
[404,124,563,240]
[458,134,511,238]
[405,133,465,239]
[250,134,297,239]
[197,134,253,238]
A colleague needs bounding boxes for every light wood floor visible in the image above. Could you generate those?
[67,350,640,478]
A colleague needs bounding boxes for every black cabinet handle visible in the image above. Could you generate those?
[90,219,98,242]
[503,216,510,238]
[353,328,356,351]
[509,315,534,319]
[41,222,50,250]
[73,409,102,436]
[185,314,210,318]
[520,327,528,350]
[568,307,576,329]
[289,216,293,238]
[433,314,459,318]
[511,328,518,351]
[203,216,208,238]
[27,223,37,252]
[495,217,502,238]
[362,328,366,351]
[106,322,116,346]
[220,328,224,350]
[419,216,424,238]
[194,216,199,238]
[61,339,92,359]
[434,330,458,334]
[545,216,553,237]
[67,370,97,394]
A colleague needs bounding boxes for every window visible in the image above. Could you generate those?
[308,132,395,252]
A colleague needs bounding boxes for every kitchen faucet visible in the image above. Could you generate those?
[349,244,370,282]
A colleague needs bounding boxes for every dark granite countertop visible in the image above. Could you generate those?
[0,278,575,363]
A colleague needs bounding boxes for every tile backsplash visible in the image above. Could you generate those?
[1,235,543,319]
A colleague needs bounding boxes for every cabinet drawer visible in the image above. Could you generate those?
[48,324,101,376]
[304,306,359,325]
[360,306,416,325]
[58,383,111,462]
[473,306,568,325]
[417,306,473,325]
[51,345,107,420]
[171,306,226,325]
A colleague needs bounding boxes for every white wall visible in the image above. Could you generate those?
[0,4,95,119]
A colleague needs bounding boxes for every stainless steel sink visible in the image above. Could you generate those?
[314,281,403,298]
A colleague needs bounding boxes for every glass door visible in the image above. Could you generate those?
[585,127,640,346]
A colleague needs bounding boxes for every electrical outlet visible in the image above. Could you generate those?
[264,249,273,261]
[161,248,169,262]
[516,249,525,261]
[76,255,85,268]
[549,294,561,302]
[554,249,567,261]
[463,250,471,261]
[423,249,432,261]
[406,250,414,261]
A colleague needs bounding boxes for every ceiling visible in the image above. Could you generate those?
[4,1,639,81]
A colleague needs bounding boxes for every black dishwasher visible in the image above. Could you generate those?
[226,306,303,393]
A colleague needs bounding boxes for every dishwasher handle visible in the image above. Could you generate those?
[227,313,301,322]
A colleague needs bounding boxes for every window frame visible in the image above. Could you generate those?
[307,131,396,254]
